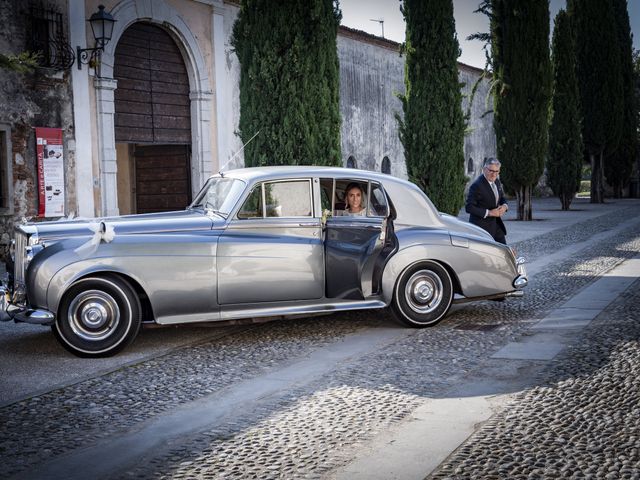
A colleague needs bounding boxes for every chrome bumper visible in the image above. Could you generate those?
[505,290,524,298]
[0,284,11,322]
[513,257,528,290]
[0,284,55,325]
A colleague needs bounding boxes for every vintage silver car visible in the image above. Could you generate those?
[1,166,526,357]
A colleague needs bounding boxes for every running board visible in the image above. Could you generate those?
[219,299,387,322]
[156,299,387,325]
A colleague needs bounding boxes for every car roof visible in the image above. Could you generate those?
[214,166,444,228]
[217,165,392,183]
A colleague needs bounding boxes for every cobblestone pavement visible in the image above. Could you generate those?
[1,204,639,479]
[430,278,640,480]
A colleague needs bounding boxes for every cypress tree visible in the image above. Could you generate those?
[397,0,466,215]
[491,0,552,220]
[605,0,637,197]
[231,0,342,167]
[547,10,583,210]
[635,49,640,175]
[569,0,623,203]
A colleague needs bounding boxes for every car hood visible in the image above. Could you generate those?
[19,209,223,242]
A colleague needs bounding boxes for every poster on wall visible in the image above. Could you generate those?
[35,127,65,217]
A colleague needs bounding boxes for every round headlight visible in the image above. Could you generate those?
[25,244,44,268]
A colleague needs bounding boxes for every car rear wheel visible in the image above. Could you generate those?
[391,261,453,328]
[53,275,141,357]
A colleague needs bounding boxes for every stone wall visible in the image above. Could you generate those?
[0,0,76,262]
[337,29,407,179]
[459,64,497,185]
[337,27,496,186]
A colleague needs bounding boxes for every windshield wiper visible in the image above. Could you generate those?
[205,207,227,219]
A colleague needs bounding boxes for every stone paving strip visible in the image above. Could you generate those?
[1,205,639,479]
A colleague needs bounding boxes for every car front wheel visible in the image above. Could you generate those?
[391,261,453,328]
[53,275,141,357]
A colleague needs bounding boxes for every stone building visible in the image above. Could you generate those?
[336,27,496,183]
[0,0,77,254]
[0,0,496,260]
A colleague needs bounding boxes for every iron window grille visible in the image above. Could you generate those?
[28,2,74,70]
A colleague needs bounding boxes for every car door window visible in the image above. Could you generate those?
[265,180,312,217]
[369,182,389,217]
[331,180,388,218]
[237,186,263,219]
[334,179,368,217]
[320,178,333,212]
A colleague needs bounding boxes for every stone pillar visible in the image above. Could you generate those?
[190,90,213,192]
[68,0,95,217]
[212,2,228,172]
[94,77,119,217]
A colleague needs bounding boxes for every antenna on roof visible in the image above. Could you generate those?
[369,18,384,38]
[218,130,261,177]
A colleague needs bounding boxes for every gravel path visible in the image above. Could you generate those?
[1,203,639,479]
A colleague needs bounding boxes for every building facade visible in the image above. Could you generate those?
[0,0,496,260]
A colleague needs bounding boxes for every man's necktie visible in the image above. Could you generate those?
[491,182,499,204]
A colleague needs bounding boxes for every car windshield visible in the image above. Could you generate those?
[190,177,246,217]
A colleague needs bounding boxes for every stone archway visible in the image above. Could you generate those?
[94,0,212,216]
[113,22,192,214]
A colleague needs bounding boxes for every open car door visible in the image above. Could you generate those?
[323,179,397,300]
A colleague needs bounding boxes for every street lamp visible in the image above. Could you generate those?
[76,5,116,72]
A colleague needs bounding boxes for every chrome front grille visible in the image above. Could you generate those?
[14,230,27,284]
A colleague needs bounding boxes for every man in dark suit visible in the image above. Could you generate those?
[465,157,509,244]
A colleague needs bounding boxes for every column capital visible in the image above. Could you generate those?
[93,77,118,91]
[190,90,214,101]
[212,2,226,16]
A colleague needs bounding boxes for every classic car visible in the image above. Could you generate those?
[0,166,527,357]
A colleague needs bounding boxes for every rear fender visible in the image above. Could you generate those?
[382,241,517,304]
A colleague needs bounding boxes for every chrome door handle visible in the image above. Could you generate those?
[298,222,319,227]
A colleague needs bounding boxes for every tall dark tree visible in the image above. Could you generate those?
[605,0,637,197]
[569,0,623,203]
[490,0,552,220]
[231,0,342,167]
[635,49,640,123]
[635,49,640,182]
[547,10,583,210]
[397,0,466,215]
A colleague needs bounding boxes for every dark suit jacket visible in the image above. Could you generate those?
[465,174,507,242]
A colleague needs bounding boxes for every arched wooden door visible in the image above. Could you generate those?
[114,22,192,213]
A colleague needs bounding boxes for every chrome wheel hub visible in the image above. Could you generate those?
[405,270,443,314]
[68,290,119,341]
[414,280,434,302]
[81,302,109,328]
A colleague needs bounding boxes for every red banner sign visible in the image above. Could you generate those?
[35,127,65,217]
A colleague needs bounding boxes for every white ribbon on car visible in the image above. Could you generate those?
[57,212,76,221]
[74,221,115,258]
